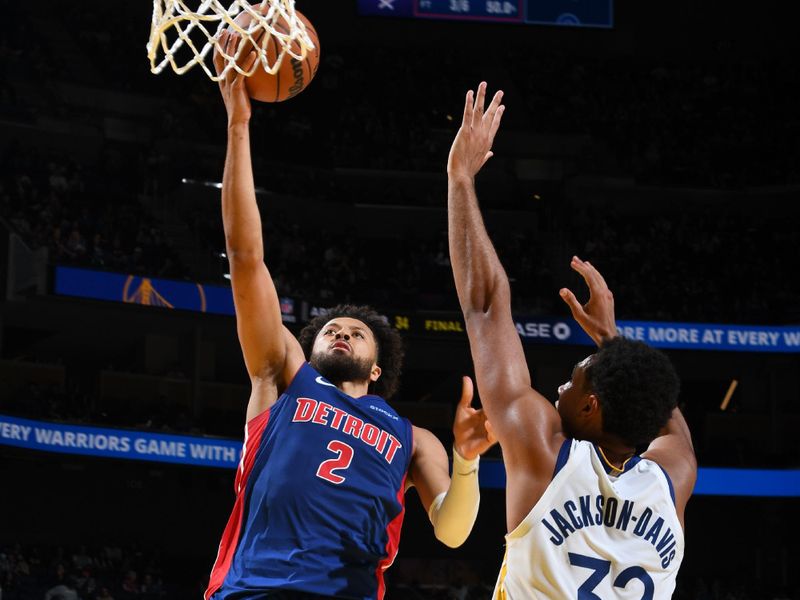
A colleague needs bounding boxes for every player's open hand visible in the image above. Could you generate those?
[214,30,257,126]
[559,256,618,346]
[452,376,498,460]
[447,82,505,180]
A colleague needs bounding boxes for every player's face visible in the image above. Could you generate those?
[309,318,380,385]
[313,318,378,363]
[556,356,593,438]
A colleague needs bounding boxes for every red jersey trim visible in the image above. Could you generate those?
[204,409,271,600]
[375,472,407,600]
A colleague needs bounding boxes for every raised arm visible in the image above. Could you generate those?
[447,83,563,481]
[215,32,304,420]
[561,256,696,521]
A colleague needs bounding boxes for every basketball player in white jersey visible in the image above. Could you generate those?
[446,82,697,599]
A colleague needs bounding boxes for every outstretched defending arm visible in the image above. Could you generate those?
[447,84,564,528]
[215,32,304,420]
[560,256,696,522]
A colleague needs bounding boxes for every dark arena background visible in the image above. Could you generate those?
[1,0,799,598]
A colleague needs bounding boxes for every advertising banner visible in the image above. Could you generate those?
[54,267,800,353]
[2,414,798,496]
[0,414,241,469]
[54,266,297,323]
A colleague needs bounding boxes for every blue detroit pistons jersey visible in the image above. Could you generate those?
[206,363,414,600]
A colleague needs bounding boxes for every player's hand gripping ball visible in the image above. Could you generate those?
[215,6,320,102]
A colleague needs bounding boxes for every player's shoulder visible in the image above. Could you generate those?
[410,424,443,450]
[281,362,341,397]
[407,425,447,477]
[560,440,674,488]
[366,399,406,424]
[640,447,697,518]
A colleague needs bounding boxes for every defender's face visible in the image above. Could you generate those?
[311,317,379,368]
[556,355,593,437]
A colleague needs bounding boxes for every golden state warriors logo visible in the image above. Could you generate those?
[122,276,207,312]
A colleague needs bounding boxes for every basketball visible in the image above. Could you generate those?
[224,7,320,103]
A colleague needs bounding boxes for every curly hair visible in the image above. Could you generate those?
[297,305,405,399]
[584,337,680,447]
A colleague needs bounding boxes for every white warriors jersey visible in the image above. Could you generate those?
[494,439,684,600]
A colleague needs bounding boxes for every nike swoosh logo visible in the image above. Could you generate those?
[315,376,337,388]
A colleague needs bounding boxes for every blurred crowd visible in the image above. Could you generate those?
[0,379,204,437]
[20,0,799,186]
[1,544,795,600]
[2,0,798,325]
[511,53,800,188]
[3,0,800,179]
[0,143,179,277]
[672,576,797,600]
[191,197,799,323]
[0,544,169,600]
[3,134,797,324]
[566,206,798,324]
[0,545,496,600]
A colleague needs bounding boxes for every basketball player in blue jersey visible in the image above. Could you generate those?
[205,35,497,600]
[447,82,697,599]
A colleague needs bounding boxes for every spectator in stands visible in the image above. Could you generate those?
[44,576,80,600]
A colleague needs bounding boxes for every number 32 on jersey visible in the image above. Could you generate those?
[569,552,654,600]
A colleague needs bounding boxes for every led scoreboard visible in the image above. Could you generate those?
[357,0,613,28]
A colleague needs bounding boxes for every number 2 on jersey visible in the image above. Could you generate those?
[316,440,354,484]
[569,552,654,600]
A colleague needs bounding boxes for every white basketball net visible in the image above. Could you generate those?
[147,0,315,81]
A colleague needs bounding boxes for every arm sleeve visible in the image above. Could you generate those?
[427,447,480,548]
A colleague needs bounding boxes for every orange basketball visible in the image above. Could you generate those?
[224,8,320,103]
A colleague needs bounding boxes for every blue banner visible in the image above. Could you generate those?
[615,321,800,353]
[54,266,297,323]
[0,415,241,469]
[477,458,800,497]
[54,266,800,354]
[3,415,797,497]
[514,317,800,354]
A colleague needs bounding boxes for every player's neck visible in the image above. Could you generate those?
[337,380,372,398]
[595,440,636,471]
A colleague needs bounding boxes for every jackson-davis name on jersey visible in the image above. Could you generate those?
[292,398,403,464]
[542,495,678,568]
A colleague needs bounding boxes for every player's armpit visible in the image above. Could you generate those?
[245,377,280,423]
[282,326,306,381]
[641,408,697,523]
[245,328,306,421]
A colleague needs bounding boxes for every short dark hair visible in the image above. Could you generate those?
[584,337,680,447]
[298,304,404,399]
